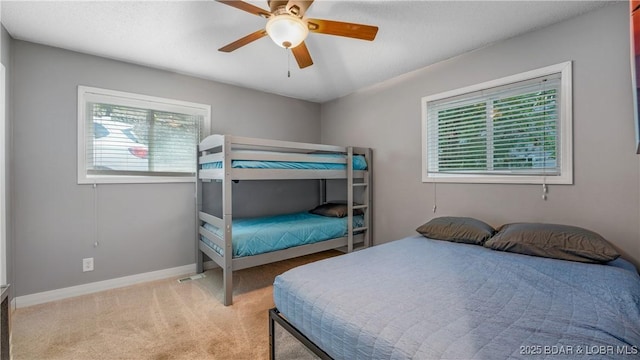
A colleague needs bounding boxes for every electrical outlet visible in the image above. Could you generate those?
[82,257,94,272]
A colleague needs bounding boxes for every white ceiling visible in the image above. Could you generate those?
[1,0,613,103]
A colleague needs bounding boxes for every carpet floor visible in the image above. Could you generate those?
[10,251,338,359]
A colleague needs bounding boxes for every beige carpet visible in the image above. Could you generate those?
[11,252,338,360]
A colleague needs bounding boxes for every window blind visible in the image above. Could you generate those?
[426,74,561,176]
[78,86,211,184]
[86,102,201,177]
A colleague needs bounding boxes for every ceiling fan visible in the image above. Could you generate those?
[217,0,379,69]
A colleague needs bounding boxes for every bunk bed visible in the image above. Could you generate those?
[195,134,372,306]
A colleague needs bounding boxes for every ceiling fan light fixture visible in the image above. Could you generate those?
[265,14,308,49]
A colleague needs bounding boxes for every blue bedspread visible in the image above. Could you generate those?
[201,153,368,170]
[273,235,640,359]
[201,212,364,258]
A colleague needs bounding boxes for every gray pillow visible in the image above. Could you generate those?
[309,203,363,218]
[484,223,620,264]
[416,216,495,245]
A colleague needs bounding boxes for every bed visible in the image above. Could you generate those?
[270,234,640,359]
[196,134,372,306]
[200,212,365,258]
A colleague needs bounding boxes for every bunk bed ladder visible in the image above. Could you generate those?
[347,147,372,252]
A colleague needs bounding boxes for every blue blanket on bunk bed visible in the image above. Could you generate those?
[201,212,364,258]
[201,153,368,170]
[273,235,640,360]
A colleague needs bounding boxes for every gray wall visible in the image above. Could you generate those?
[321,3,640,268]
[11,41,320,297]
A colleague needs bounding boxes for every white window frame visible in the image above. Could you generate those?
[421,61,573,184]
[0,65,6,286]
[77,86,211,184]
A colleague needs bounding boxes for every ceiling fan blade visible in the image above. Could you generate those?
[218,29,268,52]
[217,0,271,18]
[286,0,314,17]
[307,18,378,41]
[291,41,313,68]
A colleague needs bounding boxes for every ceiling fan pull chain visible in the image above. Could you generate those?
[287,48,291,78]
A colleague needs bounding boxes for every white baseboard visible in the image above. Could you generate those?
[14,263,196,308]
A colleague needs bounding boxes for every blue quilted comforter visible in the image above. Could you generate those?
[273,235,640,359]
[201,212,364,258]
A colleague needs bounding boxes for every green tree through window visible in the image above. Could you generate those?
[437,102,487,171]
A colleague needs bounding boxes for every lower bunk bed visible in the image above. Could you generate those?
[270,222,640,359]
[201,212,364,258]
[197,206,366,306]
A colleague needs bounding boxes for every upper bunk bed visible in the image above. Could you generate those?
[195,134,372,306]
[197,134,369,181]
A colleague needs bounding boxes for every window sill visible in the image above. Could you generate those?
[78,175,195,185]
[422,173,573,185]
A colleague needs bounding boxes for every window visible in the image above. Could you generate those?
[422,62,572,184]
[78,86,211,184]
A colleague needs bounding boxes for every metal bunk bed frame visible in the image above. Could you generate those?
[195,134,372,306]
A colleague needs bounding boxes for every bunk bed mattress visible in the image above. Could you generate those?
[273,235,640,360]
[201,153,367,170]
[201,212,364,258]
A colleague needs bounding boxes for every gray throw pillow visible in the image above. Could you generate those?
[416,216,495,245]
[309,203,364,218]
[484,223,620,264]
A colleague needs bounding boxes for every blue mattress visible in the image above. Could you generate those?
[273,235,640,359]
[201,153,367,170]
[201,212,364,258]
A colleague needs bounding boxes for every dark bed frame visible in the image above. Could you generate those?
[269,308,333,360]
